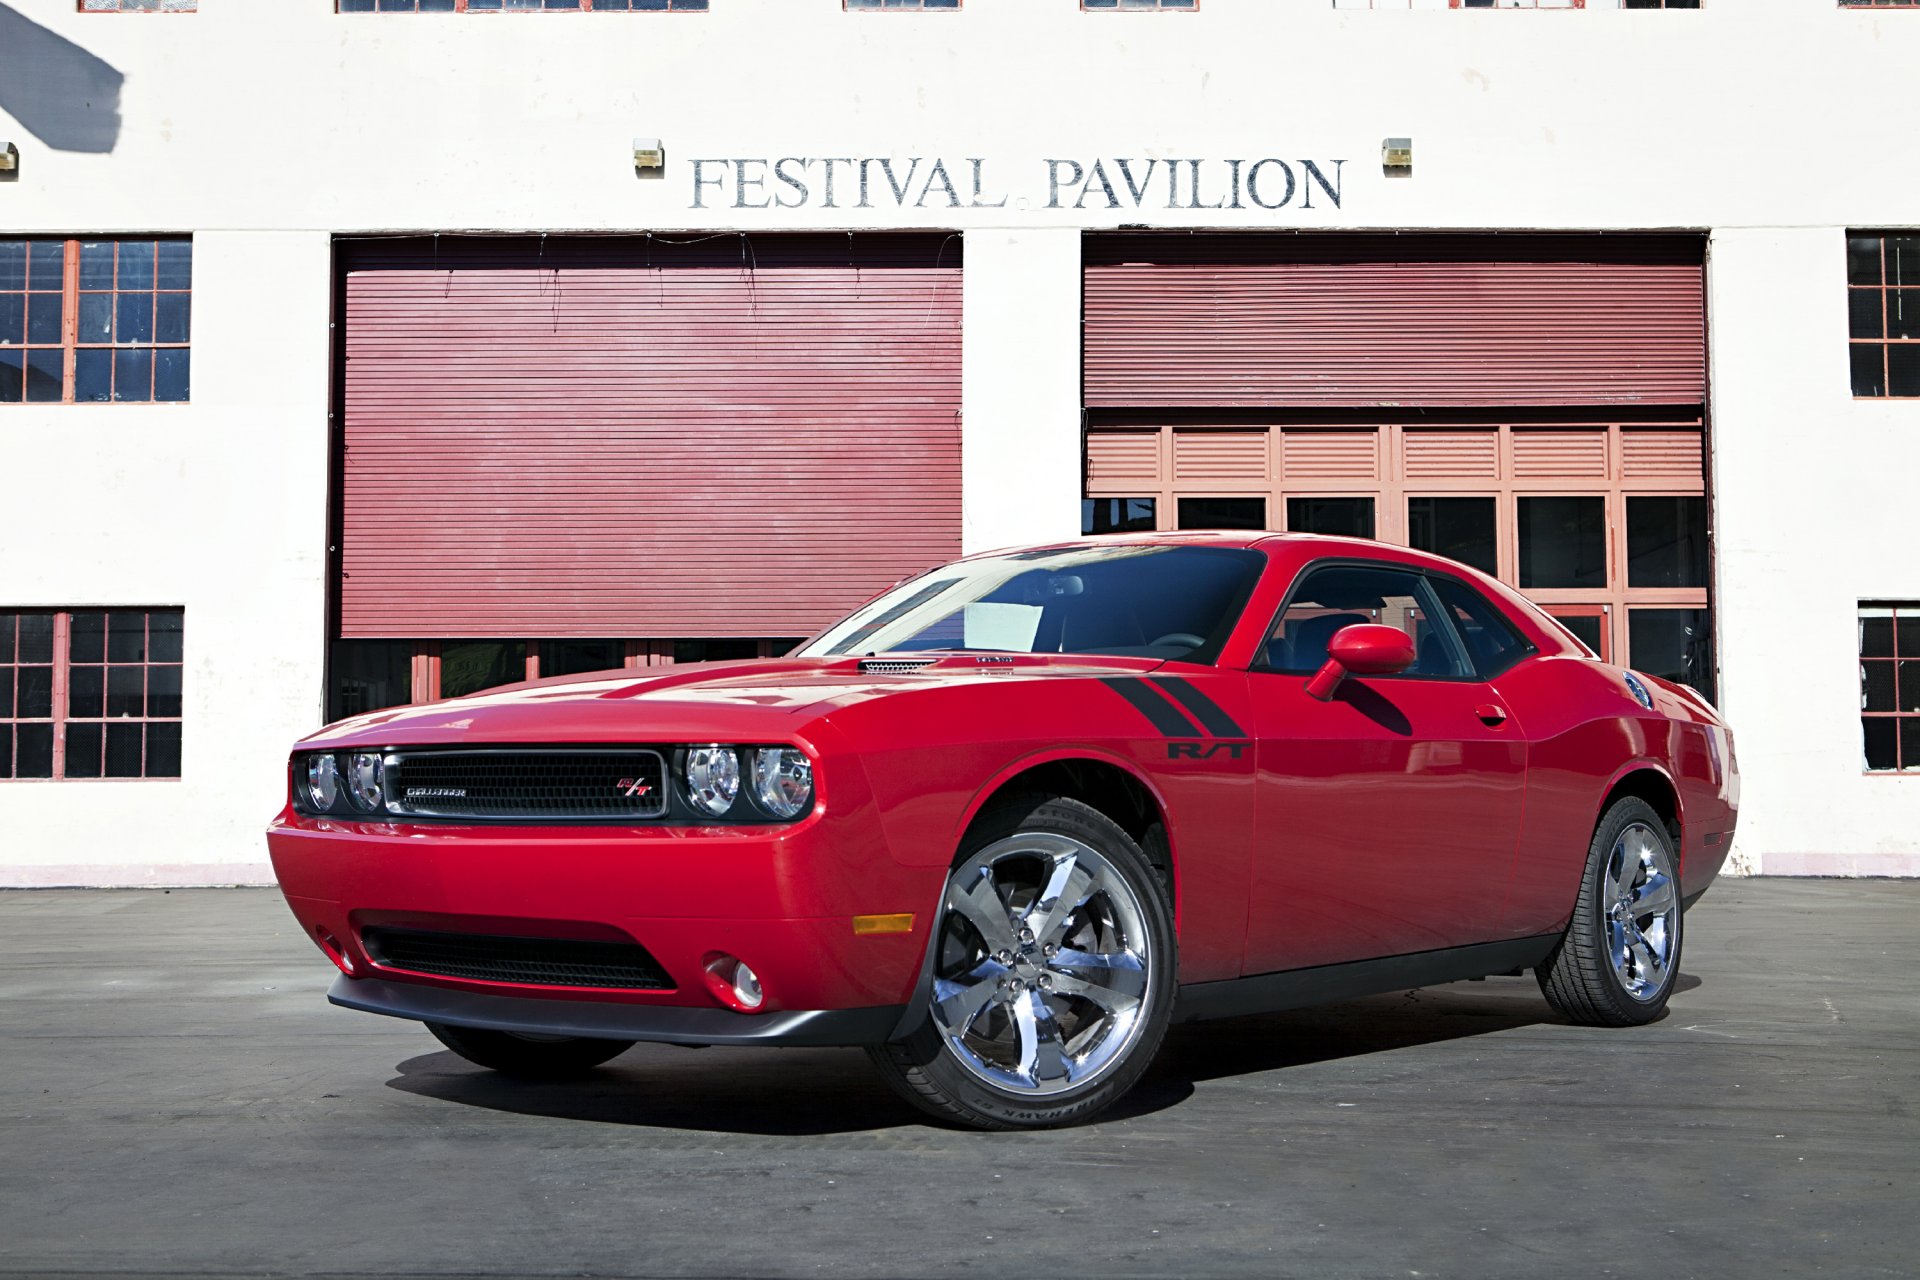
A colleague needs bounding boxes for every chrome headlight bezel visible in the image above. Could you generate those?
[751,746,815,820]
[683,744,742,817]
[346,752,386,812]
[305,753,340,812]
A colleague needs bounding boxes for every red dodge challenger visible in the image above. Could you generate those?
[268,534,1738,1129]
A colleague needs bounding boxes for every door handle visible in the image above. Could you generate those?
[1475,703,1509,727]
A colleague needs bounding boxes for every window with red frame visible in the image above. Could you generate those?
[1840,1,1920,8]
[0,238,191,404]
[845,0,958,9]
[1861,604,1920,772]
[1336,1,1697,8]
[337,1,706,10]
[1,610,183,780]
[80,1,196,10]
[1084,1,1197,10]
[1848,232,1920,397]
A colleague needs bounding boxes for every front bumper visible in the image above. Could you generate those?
[330,974,904,1047]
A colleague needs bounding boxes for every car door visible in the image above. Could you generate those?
[1241,561,1529,976]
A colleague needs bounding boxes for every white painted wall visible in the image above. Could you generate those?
[0,0,1916,881]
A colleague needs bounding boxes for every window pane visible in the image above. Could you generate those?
[1267,564,1459,676]
[1554,612,1605,656]
[536,639,623,678]
[1863,716,1898,772]
[77,292,113,343]
[674,639,761,664]
[1861,611,1895,658]
[0,293,23,345]
[147,664,182,718]
[0,726,9,777]
[147,722,182,777]
[115,292,153,344]
[153,349,190,402]
[65,723,103,779]
[74,349,111,402]
[117,241,155,289]
[26,292,62,344]
[1889,235,1920,288]
[1427,575,1532,677]
[1899,660,1920,714]
[107,612,147,662]
[1082,497,1157,535]
[1287,496,1375,539]
[19,612,55,663]
[1518,496,1607,589]
[1900,614,1920,658]
[1903,718,1920,773]
[1848,235,1884,286]
[113,347,153,402]
[1407,497,1497,575]
[154,292,190,344]
[106,665,145,718]
[149,611,183,663]
[1890,291,1920,341]
[27,240,63,284]
[0,612,12,662]
[104,723,144,777]
[1627,495,1709,588]
[1851,344,1887,397]
[1177,497,1265,531]
[1848,289,1884,340]
[18,666,52,718]
[329,640,414,720]
[0,669,12,718]
[155,241,192,290]
[1888,345,1920,398]
[438,641,527,698]
[0,351,20,402]
[1862,660,1897,711]
[0,241,23,291]
[78,241,114,289]
[68,665,105,718]
[1628,607,1714,704]
[68,611,105,662]
[17,723,54,778]
[24,349,63,402]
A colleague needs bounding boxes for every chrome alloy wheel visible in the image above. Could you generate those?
[1604,820,1680,1001]
[930,832,1154,1097]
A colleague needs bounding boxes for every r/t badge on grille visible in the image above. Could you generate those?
[616,778,653,798]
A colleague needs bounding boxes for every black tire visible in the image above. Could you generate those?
[424,1022,634,1077]
[1537,796,1684,1026]
[867,793,1177,1130]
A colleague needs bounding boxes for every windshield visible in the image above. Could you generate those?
[798,544,1267,664]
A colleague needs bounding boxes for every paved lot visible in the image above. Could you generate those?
[1,881,1915,1279]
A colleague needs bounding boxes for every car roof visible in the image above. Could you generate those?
[965,531,1393,556]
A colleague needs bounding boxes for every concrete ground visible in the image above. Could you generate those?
[0,882,1914,1280]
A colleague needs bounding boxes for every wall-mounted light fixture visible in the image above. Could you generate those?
[632,138,665,171]
[0,143,18,175]
[1382,137,1412,178]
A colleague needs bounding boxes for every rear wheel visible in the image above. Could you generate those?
[1538,796,1683,1026]
[867,794,1176,1130]
[425,1022,634,1077]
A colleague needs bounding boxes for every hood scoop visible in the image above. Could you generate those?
[859,657,938,674]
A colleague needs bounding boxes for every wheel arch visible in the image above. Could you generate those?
[1598,762,1685,861]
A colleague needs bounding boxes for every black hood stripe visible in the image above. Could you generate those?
[1099,677,1203,739]
[1150,677,1247,739]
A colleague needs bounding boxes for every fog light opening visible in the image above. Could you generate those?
[314,926,355,976]
[701,952,766,1013]
[730,960,763,1011]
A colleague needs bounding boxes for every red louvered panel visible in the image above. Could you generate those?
[1172,429,1267,481]
[1084,234,1706,409]
[1404,430,1499,479]
[1281,430,1379,481]
[1512,429,1609,478]
[1086,430,1162,486]
[337,235,962,639]
[1621,428,1706,482]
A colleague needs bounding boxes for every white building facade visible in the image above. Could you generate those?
[1,0,1916,885]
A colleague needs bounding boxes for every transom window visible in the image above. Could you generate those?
[0,238,191,404]
[1,609,183,780]
[1846,232,1920,398]
[1860,604,1920,772]
[336,1,707,11]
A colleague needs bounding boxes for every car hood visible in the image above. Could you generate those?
[299,653,1171,750]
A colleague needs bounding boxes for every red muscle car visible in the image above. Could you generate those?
[268,533,1738,1129]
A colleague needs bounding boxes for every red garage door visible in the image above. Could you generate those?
[336,234,962,640]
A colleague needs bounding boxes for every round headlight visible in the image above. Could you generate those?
[305,754,340,811]
[346,752,385,813]
[752,747,813,820]
[684,746,740,817]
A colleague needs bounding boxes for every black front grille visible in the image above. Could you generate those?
[362,927,675,990]
[385,748,667,821]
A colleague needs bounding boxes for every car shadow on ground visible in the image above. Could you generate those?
[383,973,1697,1136]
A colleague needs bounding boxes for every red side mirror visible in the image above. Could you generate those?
[1305,624,1417,701]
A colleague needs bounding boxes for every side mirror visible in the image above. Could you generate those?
[1305,624,1417,701]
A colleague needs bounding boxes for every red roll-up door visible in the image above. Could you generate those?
[1084,234,1705,409]
[336,234,961,639]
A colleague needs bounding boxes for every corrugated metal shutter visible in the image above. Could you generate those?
[337,235,962,639]
[1084,234,1706,409]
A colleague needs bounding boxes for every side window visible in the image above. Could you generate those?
[1426,575,1535,678]
[1262,564,1469,678]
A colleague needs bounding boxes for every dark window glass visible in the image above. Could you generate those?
[19,612,54,663]
[1890,346,1920,398]
[1627,496,1709,588]
[65,723,103,779]
[147,722,182,777]
[329,640,414,721]
[1,238,191,406]
[1266,564,1465,678]
[1628,608,1714,705]
[1082,497,1157,536]
[537,639,624,678]
[438,641,527,698]
[104,723,144,777]
[18,666,52,718]
[147,664,182,718]
[1554,612,1605,657]
[1849,289,1884,339]
[1848,232,1920,398]
[0,671,11,719]
[1851,344,1887,397]
[107,662,146,717]
[1407,497,1497,575]
[674,639,762,664]
[1849,234,1884,285]
[69,611,105,662]
[17,724,53,778]
[1861,613,1895,657]
[1177,497,1265,531]
[68,665,105,718]
[1427,575,1534,678]
[1287,497,1375,540]
[1518,496,1607,589]
[1864,717,1898,772]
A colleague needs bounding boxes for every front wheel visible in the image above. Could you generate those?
[867,794,1176,1130]
[1537,796,1684,1026]
[425,1022,634,1077]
